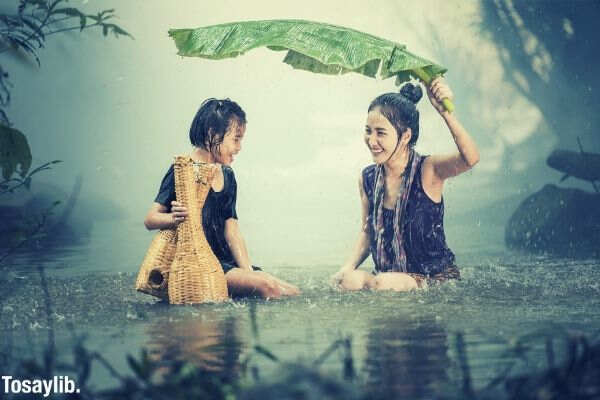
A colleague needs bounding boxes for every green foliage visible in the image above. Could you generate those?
[0,199,60,264]
[0,0,132,64]
[0,0,131,187]
[0,159,61,194]
[0,65,9,124]
[0,122,31,180]
[3,328,598,399]
[168,19,446,86]
[480,2,600,151]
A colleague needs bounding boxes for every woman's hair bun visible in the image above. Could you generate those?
[399,83,423,104]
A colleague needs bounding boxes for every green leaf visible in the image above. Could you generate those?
[98,9,115,20]
[19,15,44,41]
[7,35,41,65]
[169,19,454,111]
[52,7,83,17]
[126,354,143,378]
[168,19,447,81]
[51,7,88,31]
[254,345,279,362]
[0,123,32,180]
[48,0,63,13]
[24,0,49,12]
[110,24,132,38]
[100,23,133,39]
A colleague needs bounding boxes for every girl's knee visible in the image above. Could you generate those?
[258,279,282,299]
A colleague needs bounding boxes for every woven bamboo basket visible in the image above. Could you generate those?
[135,229,176,300]
[135,156,229,304]
[168,156,229,304]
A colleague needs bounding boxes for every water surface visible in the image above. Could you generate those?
[1,219,599,398]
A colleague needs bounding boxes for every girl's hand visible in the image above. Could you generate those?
[425,77,453,114]
[170,201,188,226]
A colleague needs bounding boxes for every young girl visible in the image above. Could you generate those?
[144,98,300,299]
[332,78,479,291]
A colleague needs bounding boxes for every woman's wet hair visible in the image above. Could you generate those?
[189,98,247,154]
[368,83,422,147]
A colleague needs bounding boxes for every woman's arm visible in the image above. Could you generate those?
[224,218,253,271]
[424,78,480,183]
[143,201,187,230]
[335,175,371,276]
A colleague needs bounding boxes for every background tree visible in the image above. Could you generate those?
[480,0,600,152]
[0,0,130,265]
[0,0,130,185]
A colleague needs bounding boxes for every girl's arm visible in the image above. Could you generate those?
[334,175,371,277]
[143,201,187,230]
[224,218,253,271]
[423,78,480,184]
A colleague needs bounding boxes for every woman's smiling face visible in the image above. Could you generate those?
[364,108,400,164]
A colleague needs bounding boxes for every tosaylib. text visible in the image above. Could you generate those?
[2,375,80,397]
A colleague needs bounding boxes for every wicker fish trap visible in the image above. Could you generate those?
[169,156,228,304]
[135,228,176,300]
[135,156,229,304]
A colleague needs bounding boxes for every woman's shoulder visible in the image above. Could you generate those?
[361,164,377,176]
[361,164,377,182]
[361,164,377,195]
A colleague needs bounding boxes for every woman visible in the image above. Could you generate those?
[144,98,300,299]
[332,78,479,291]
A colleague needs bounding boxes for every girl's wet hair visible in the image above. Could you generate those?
[368,83,422,147]
[189,98,247,154]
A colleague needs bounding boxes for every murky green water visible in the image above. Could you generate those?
[1,219,599,398]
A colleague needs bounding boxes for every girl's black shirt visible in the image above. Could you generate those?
[154,164,238,265]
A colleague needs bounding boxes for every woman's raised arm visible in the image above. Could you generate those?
[423,78,480,185]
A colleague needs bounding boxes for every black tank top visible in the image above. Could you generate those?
[362,157,456,275]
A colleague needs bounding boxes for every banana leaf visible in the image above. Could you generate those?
[169,19,453,111]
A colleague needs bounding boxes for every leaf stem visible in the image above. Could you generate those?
[412,67,455,112]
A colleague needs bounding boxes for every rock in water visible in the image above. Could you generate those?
[505,184,600,257]
[547,149,600,183]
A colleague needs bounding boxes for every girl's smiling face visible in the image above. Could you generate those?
[364,109,400,164]
[213,119,245,165]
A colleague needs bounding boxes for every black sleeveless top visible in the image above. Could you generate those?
[362,157,456,275]
[154,164,238,265]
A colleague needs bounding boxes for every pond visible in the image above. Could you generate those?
[1,218,599,399]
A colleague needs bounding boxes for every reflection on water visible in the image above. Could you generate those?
[146,314,243,381]
[365,316,450,399]
[1,219,600,397]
